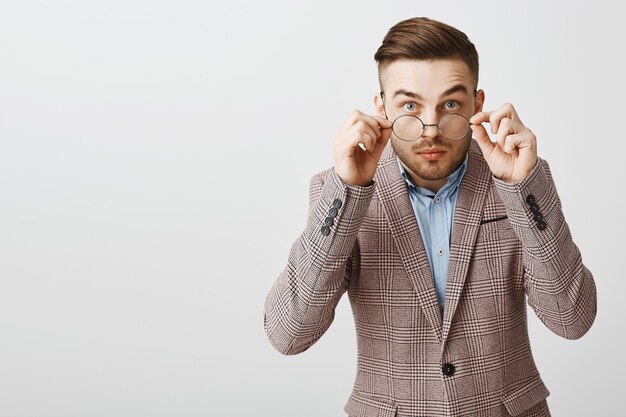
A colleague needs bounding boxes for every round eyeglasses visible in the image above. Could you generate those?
[391,113,471,141]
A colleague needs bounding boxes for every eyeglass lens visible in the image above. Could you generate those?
[392,113,470,141]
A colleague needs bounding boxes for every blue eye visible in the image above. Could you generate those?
[403,102,417,111]
[444,101,459,110]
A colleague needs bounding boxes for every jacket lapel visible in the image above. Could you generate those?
[441,140,491,342]
[374,143,443,342]
[373,140,491,343]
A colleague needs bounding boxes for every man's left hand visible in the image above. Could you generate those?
[470,103,537,183]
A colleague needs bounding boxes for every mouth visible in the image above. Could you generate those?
[417,148,446,161]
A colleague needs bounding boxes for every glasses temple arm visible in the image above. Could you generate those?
[380,91,389,120]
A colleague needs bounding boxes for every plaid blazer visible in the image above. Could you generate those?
[264,140,597,417]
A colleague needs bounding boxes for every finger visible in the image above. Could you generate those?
[359,114,390,139]
[495,118,519,149]
[500,102,521,123]
[488,103,523,133]
[470,123,495,161]
[503,132,534,154]
[355,133,376,153]
[372,114,393,129]
[469,111,493,125]
[351,123,377,152]
[343,110,391,135]
[337,123,374,154]
[371,124,392,155]
[344,109,364,129]
[356,120,380,145]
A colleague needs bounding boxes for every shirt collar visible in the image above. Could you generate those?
[396,152,469,196]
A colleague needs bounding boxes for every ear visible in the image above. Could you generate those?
[474,89,485,114]
[374,91,386,119]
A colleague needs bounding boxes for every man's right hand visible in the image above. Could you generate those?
[332,110,393,187]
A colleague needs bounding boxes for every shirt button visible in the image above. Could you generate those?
[436,248,445,256]
[434,196,441,204]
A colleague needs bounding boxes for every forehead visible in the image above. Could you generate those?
[380,59,473,99]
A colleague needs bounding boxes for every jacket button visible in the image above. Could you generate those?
[320,226,330,236]
[442,363,455,376]
[332,198,343,209]
[537,221,547,230]
[526,194,536,205]
[328,207,338,218]
[324,216,334,227]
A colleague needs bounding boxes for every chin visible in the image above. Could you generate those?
[414,166,451,181]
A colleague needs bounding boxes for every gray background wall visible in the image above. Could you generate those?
[0,0,622,415]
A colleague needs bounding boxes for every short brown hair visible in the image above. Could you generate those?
[374,17,479,91]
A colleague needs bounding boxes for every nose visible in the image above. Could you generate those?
[420,119,441,139]
[421,123,439,138]
[418,109,440,139]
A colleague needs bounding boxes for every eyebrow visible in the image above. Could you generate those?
[390,84,470,101]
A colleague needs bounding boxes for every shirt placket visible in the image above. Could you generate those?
[431,191,448,305]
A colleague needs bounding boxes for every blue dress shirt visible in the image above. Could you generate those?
[396,153,469,309]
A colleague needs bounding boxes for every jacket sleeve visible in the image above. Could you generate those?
[263,167,376,355]
[493,157,597,339]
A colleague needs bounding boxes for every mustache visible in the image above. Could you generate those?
[411,137,451,153]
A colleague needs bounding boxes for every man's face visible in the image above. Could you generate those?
[375,59,484,190]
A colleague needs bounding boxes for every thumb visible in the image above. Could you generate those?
[471,124,495,161]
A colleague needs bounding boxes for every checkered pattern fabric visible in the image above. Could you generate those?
[264,140,597,417]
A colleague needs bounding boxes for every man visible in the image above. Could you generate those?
[263,17,596,417]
